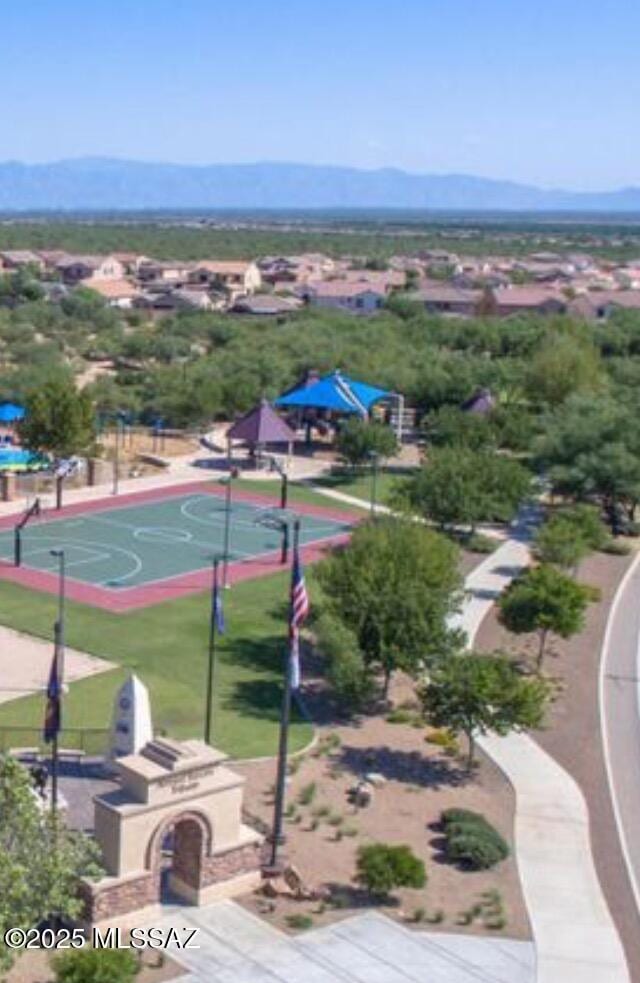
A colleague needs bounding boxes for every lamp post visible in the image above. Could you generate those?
[112,414,124,496]
[49,549,65,814]
[221,470,238,589]
[204,557,222,745]
[369,451,379,516]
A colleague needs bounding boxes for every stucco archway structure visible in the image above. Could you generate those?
[82,738,263,925]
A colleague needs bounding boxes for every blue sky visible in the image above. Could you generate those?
[2,0,638,190]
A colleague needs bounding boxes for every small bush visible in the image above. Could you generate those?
[53,948,139,983]
[356,843,426,896]
[286,914,314,931]
[601,539,632,556]
[466,533,498,554]
[386,708,414,724]
[441,809,509,870]
[298,782,317,806]
[311,804,331,819]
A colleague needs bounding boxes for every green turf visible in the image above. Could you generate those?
[0,572,313,759]
[311,470,411,505]
[232,477,362,512]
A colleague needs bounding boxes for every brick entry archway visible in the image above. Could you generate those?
[147,810,212,905]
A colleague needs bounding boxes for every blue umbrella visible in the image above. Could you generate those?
[0,402,25,423]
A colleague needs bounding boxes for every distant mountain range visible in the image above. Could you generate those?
[0,158,639,212]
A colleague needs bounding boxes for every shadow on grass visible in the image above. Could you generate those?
[337,744,469,790]
[222,635,284,673]
[224,678,310,728]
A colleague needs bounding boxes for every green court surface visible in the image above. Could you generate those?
[0,491,349,590]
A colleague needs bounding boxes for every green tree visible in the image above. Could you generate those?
[314,613,374,709]
[527,331,604,407]
[419,653,550,768]
[533,516,591,573]
[19,379,97,459]
[355,843,426,898]
[53,948,139,983]
[405,448,531,535]
[316,519,463,698]
[497,565,595,668]
[423,405,495,451]
[535,395,640,528]
[0,756,103,974]
[335,418,399,468]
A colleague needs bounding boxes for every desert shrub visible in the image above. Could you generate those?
[52,948,139,983]
[356,843,426,896]
[466,533,497,554]
[298,782,317,806]
[601,539,632,556]
[441,809,509,870]
[286,914,314,931]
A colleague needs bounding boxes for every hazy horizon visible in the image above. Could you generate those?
[2,1,638,192]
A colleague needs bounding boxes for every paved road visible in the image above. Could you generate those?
[600,554,640,918]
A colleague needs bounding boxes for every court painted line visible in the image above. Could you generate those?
[14,534,144,584]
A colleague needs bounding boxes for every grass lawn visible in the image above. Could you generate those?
[311,469,412,505]
[0,571,314,759]
[231,476,362,512]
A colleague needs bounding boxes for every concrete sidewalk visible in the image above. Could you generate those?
[153,902,536,983]
[455,510,630,982]
[0,624,113,705]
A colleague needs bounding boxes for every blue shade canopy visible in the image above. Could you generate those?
[0,402,25,422]
[275,371,390,416]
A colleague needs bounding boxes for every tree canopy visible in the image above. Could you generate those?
[0,756,102,974]
[420,652,550,768]
[497,564,595,668]
[316,518,463,697]
[19,379,97,459]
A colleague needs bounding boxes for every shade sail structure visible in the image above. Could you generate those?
[227,398,296,445]
[0,402,25,423]
[275,371,390,416]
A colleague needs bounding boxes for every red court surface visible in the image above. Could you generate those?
[0,481,358,613]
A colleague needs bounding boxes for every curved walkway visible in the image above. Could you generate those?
[454,510,630,983]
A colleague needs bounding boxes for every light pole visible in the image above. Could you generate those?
[369,451,379,516]
[49,549,65,814]
[204,557,222,745]
[221,470,238,589]
[112,415,123,496]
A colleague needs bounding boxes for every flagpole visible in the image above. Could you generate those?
[267,518,301,872]
[205,558,220,745]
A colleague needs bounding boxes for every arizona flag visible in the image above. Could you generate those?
[43,647,61,743]
[289,543,310,690]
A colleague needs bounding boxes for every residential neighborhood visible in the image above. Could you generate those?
[3,244,640,319]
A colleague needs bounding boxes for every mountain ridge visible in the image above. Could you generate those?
[0,158,639,212]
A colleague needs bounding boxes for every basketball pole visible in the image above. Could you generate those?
[204,558,220,746]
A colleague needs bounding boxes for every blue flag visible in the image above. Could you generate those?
[213,582,225,635]
[43,648,61,743]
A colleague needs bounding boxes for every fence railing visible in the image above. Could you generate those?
[0,726,109,757]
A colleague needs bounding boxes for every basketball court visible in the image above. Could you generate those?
[0,482,353,611]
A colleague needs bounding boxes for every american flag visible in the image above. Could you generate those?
[289,542,310,689]
[43,645,61,743]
